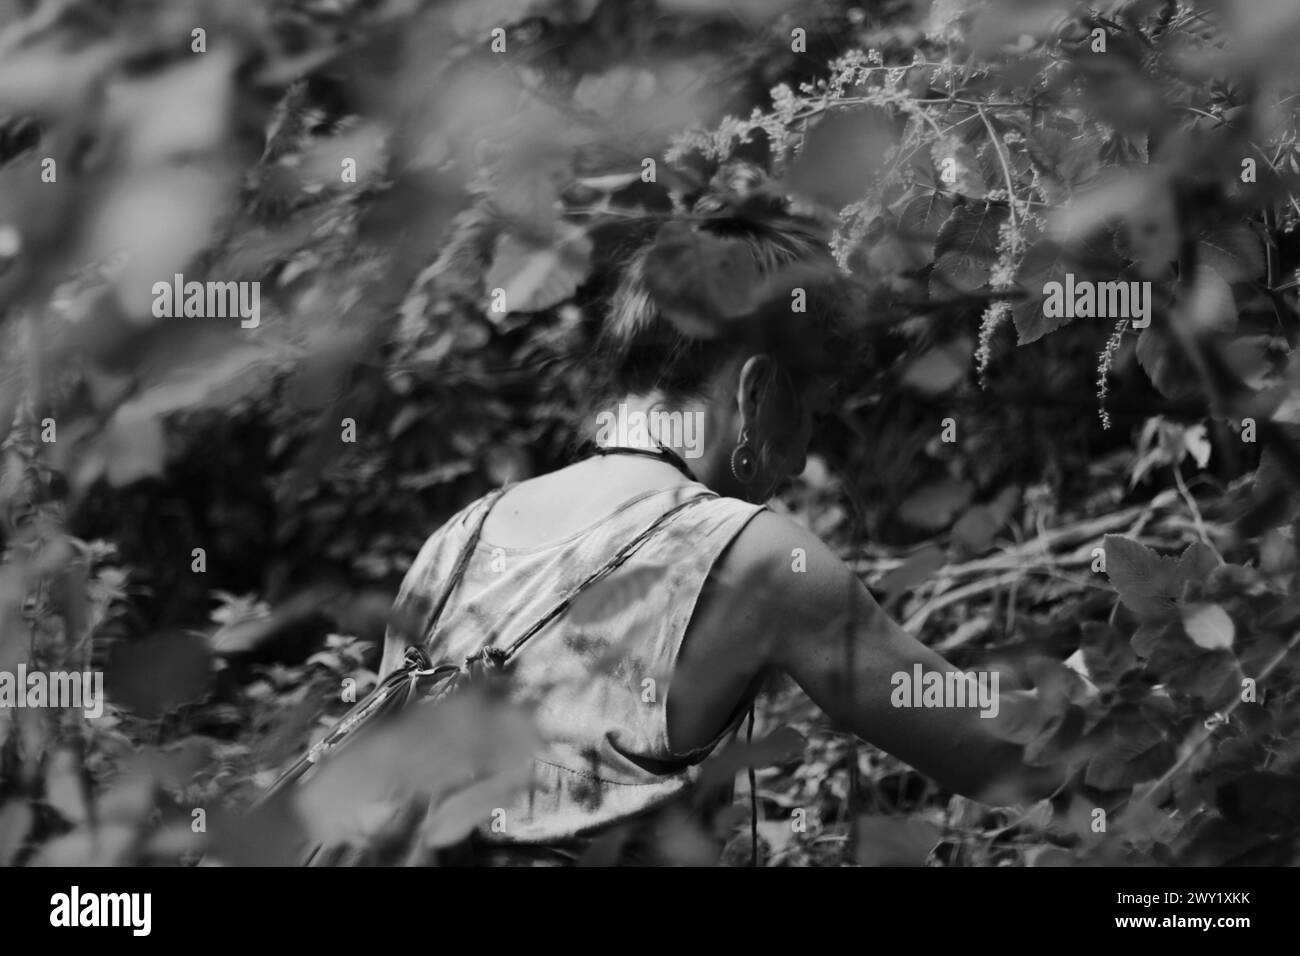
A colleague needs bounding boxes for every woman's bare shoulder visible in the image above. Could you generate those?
[709,508,864,637]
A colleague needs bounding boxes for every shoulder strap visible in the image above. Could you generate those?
[490,490,715,665]
[418,487,508,649]
[422,488,715,668]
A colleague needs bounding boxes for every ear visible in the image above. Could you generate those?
[735,354,776,426]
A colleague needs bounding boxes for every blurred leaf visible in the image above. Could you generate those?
[1103,535,1183,621]
[484,225,592,316]
[1084,719,1175,789]
[657,0,794,24]
[88,167,233,320]
[900,479,973,530]
[101,409,166,487]
[1216,771,1300,833]
[642,222,762,337]
[930,202,1006,295]
[0,39,121,117]
[108,49,236,166]
[1181,602,1235,650]
[1176,265,1237,333]
[44,748,90,825]
[569,564,670,626]
[1198,224,1265,283]
[105,630,212,718]
[1080,621,1138,686]
[897,191,955,265]
[1012,239,1068,345]
[854,815,941,866]
[0,800,32,866]
[785,107,896,210]
[878,544,946,602]
[902,337,971,394]
[30,824,135,866]
[294,685,537,848]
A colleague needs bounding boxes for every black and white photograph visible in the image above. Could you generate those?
[0,0,1295,931]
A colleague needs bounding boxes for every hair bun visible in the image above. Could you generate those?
[691,160,790,217]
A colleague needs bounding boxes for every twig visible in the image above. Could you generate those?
[903,570,1021,633]
[851,490,1181,578]
[1131,629,1300,814]
[977,105,1020,251]
[1170,463,1222,562]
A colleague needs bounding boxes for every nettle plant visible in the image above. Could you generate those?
[659,2,1300,863]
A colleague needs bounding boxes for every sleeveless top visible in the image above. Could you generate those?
[387,481,767,853]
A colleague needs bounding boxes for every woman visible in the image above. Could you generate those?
[379,181,1065,865]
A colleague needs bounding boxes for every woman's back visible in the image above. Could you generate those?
[387,459,768,855]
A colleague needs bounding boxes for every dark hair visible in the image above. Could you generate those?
[590,165,861,408]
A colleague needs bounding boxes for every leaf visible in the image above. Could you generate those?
[641,223,762,337]
[656,0,795,24]
[854,816,941,866]
[1024,123,1103,204]
[1164,649,1240,710]
[30,824,135,867]
[1183,423,1211,469]
[486,148,571,237]
[89,166,231,319]
[901,337,971,394]
[952,505,1002,554]
[1181,603,1234,650]
[929,202,1007,295]
[568,565,671,626]
[1102,534,1181,621]
[929,138,986,199]
[784,107,896,210]
[1135,325,1199,402]
[0,39,122,117]
[898,192,955,250]
[1079,622,1138,687]
[44,748,89,825]
[105,630,212,718]
[878,545,947,601]
[899,479,973,530]
[573,67,657,116]
[102,410,166,487]
[1176,265,1237,333]
[116,343,269,419]
[109,48,236,166]
[484,226,592,315]
[1176,541,1221,586]
[1216,772,1300,832]
[1011,239,1069,344]
[1053,166,1177,278]
[1198,225,1265,283]
[0,800,32,866]
[295,686,538,848]
[1084,719,1175,790]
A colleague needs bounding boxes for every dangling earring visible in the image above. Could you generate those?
[730,427,759,484]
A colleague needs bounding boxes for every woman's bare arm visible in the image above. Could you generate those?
[710,511,1066,805]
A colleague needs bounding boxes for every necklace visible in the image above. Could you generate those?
[590,443,699,483]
